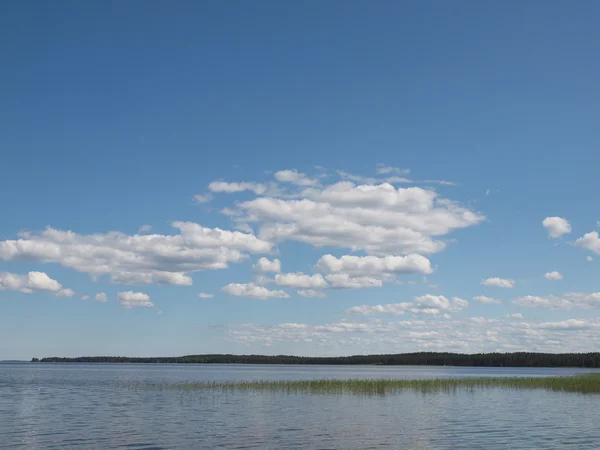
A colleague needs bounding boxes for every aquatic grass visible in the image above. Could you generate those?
[147,374,600,395]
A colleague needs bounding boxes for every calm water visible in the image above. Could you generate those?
[2,363,600,449]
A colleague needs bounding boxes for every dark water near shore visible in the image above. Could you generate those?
[2,363,600,449]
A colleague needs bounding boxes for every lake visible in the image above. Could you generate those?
[2,363,600,449]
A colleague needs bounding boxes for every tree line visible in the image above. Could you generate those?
[35,352,600,367]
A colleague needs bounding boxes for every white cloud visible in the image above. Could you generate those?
[375,164,410,175]
[208,181,267,195]
[274,272,328,289]
[315,254,433,277]
[481,277,515,288]
[0,271,69,296]
[587,256,594,262]
[236,181,483,256]
[253,257,281,273]
[193,193,212,203]
[575,232,600,254]
[542,216,571,238]
[228,316,600,354]
[56,288,75,298]
[274,169,318,186]
[297,289,327,298]
[95,292,108,302]
[450,297,469,312]
[118,291,153,308]
[505,313,524,319]
[138,225,152,233]
[80,295,89,300]
[0,222,272,286]
[513,292,600,310]
[198,292,214,298]
[325,273,383,289]
[222,283,290,300]
[346,294,468,316]
[544,271,563,281]
[473,295,502,304]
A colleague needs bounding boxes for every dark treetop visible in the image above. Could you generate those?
[36,352,600,367]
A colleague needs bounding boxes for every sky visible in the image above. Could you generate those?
[1,1,600,359]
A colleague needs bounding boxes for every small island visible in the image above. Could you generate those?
[35,351,600,367]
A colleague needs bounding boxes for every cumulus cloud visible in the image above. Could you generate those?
[346,295,468,316]
[198,292,214,298]
[118,291,153,308]
[274,169,318,186]
[481,277,515,288]
[575,232,600,254]
[297,289,327,298]
[587,256,594,262]
[544,271,563,280]
[0,222,272,286]
[234,180,484,256]
[95,293,108,302]
[138,225,152,233]
[208,181,267,195]
[505,313,524,319]
[253,257,281,273]
[513,292,600,310]
[0,271,69,296]
[274,273,328,289]
[542,217,571,238]
[473,295,502,304]
[325,273,383,289]
[222,283,290,300]
[315,254,433,277]
[80,295,89,300]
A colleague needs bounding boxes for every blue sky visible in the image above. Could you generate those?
[1,1,600,359]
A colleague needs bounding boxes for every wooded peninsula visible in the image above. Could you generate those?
[34,352,600,367]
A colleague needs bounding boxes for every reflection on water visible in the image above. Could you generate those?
[1,363,600,449]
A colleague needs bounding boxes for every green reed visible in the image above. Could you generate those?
[147,374,600,395]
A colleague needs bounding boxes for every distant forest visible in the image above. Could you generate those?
[34,352,600,367]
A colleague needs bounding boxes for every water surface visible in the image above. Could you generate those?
[2,363,600,449]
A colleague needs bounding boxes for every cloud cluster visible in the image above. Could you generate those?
[274,273,328,289]
[346,294,468,317]
[222,282,290,300]
[228,315,600,354]
[0,271,73,297]
[315,254,433,277]
[513,292,600,310]
[0,222,272,286]
[232,175,484,256]
[118,291,153,308]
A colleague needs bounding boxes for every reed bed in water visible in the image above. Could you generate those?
[150,374,600,395]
